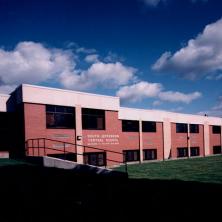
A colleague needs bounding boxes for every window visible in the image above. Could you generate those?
[82,108,105,130]
[176,123,188,133]
[190,147,200,157]
[213,146,221,154]
[84,152,106,166]
[190,124,199,133]
[177,147,188,158]
[46,105,75,129]
[142,121,156,132]
[212,126,221,134]
[143,149,157,160]
[122,120,139,132]
[123,150,140,162]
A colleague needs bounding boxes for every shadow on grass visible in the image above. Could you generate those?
[0,164,221,221]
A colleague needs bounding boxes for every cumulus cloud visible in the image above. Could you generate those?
[116,81,163,103]
[60,62,137,90]
[152,100,162,106]
[158,91,202,103]
[116,81,202,104]
[152,18,222,80]
[0,41,76,93]
[0,41,138,93]
[84,54,99,63]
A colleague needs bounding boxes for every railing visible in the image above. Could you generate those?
[25,138,128,173]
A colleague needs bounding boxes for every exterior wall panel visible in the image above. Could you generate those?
[142,122,164,160]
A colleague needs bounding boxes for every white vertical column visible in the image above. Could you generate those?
[204,121,210,156]
[187,124,191,157]
[163,118,171,159]
[139,119,143,163]
[75,105,84,164]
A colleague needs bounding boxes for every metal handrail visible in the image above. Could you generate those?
[25,138,127,172]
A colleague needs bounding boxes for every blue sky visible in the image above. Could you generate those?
[0,0,222,116]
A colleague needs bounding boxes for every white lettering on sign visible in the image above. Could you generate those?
[86,134,119,146]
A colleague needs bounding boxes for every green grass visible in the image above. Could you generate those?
[118,155,222,184]
[0,158,29,166]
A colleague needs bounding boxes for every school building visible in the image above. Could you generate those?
[0,84,222,166]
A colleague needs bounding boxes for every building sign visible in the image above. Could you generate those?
[52,134,70,139]
[86,134,119,146]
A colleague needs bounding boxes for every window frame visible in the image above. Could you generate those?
[189,124,199,134]
[212,125,221,134]
[213,146,221,154]
[176,123,188,133]
[46,105,75,129]
[122,120,139,132]
[123,150,140,162]
[143,149,157,160]
[190,147,200,157]
[82,108,105,130]
[83,152,106,166]
[177,147,188,158]
[142,121,157,132]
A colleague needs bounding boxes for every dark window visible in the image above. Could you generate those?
[176,123,188,133]
[177,147,188,158]
[143,149,157,160]
[123,150,140,162]
[142,121,156,132]
[212,126,221,134]
[46,105,75,129]
[84,152,106,166]
[213,146,221,154]
[190,124,199,133]
[190,147,200,156]
[122,120,139,132]
[82,108,105,130]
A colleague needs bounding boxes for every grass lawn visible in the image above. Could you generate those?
[0,158,30,167]
[118,155,222,184]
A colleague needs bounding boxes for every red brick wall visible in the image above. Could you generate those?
[190,124,204,156]
[82,111,140,165]
[24,103,76,156]
[142,122,164,160]
[171,123,188,158]
[209,125,221,154]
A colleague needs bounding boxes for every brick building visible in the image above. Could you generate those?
[0,84,221,166]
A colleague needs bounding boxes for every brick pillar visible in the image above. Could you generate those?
[139,119,143,163]
[75,105,83,164]
[163,118,171,159]
[204,122,210,156]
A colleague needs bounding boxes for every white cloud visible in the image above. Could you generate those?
[84,54,99,63]
[60,62,137,90]
[152,18,222,80]
[0,84,17,94]
[152,100,162,106]
[170,106,184,112]
[117,81,202,104]
[158,91,202,103]
[0,41,137,93]
[76,47,97,54]
[116,81,163,103]
[0,41,75,92]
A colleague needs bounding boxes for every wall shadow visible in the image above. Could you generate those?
[0,164,221,221]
